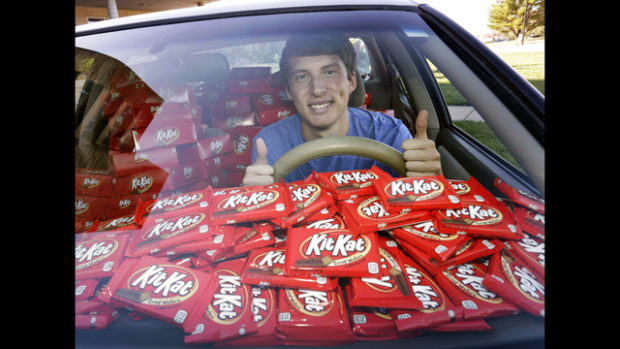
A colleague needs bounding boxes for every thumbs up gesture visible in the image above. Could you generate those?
[242,137,275,186]
[401,110,442,177]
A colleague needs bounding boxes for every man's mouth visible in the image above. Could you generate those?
[309,101,332,110]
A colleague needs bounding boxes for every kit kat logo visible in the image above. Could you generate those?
[289,183,320,206]
[399,220,458,241]
[254,249,286,268]
[143,213,206,241]
[206,270,249,324]
[210,139,224,154]
[356,196,407,220]
[500,250,544,303]
[217,190,279,211]
[440,204,502,225]
[303,216,345,229]
[150,193,203,212]
[81,177,100,189]
[360,247,402,293]
[233,134,250,155]
[450,181,471,195]
[444,263,501,303]
[385,177,444,200]
[130,175,153,194]
[250,286,275,327]
[405,264,445,312]
[329,170,377,187]
[126,264,198,305]
[154,127,180,145]
[516,233,545,266]
[75,199,89,215]
[297,230,371,267]
[257,94,274,105]
[285,289,334,316]
[75,238,119,270]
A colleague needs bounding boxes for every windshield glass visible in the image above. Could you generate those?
[75,10,430,203]
[75,8,544,348]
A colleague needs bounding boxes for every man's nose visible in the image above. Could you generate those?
[311,76,327,96]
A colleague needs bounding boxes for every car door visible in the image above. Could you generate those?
[378,5,544,200]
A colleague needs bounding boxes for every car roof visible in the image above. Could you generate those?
[76,0,420,34]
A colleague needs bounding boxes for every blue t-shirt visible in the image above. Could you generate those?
[251,107,412,182]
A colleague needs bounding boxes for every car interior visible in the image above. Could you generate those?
[75,6,544,348]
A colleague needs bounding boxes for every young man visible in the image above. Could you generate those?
[242,33,441,185]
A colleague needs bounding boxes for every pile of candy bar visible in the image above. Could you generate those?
[75,165,544,345]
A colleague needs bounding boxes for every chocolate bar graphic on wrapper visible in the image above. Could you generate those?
[336,183,365,190]
[389,267,411,296]
[115,288,151,303]
[387,195,418,203]
[441,218,474,225]
[295,256,333,267]
[245,267,283,275]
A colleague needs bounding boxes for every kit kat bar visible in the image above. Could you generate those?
[115,288,151,302]
[295,256,333,267]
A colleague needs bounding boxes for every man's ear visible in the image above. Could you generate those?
[348,72,357,93]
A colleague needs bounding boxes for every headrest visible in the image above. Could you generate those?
[348,70,366,107]
[175,52,230,83]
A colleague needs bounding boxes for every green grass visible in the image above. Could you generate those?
[452,120,522,169]
[429,47,544,105]
[425,45,544,170]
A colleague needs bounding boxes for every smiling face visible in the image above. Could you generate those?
[286,54,357,140]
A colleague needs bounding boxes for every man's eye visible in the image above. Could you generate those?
[324,69,338,77]
[293,73,308,82]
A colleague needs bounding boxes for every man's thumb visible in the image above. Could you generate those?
[255,137,268,164]
[414,110,429,140]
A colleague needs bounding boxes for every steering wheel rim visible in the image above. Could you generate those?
[272,136,406,182]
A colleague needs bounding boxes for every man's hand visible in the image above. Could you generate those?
[401,110,442,177]
[242,137,275,186]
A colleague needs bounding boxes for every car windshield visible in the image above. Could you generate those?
[75,6,544,348]
[75,9,431,190]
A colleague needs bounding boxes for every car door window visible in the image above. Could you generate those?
[425,58,522,170]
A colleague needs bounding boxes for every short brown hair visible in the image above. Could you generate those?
[279,33,357,89]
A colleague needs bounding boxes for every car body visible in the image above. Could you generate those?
[75,0,544,347]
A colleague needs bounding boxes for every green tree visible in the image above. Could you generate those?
[488,0,544,42]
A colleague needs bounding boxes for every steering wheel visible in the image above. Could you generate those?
[272,136,407,182]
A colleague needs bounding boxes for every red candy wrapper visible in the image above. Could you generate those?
[482,249,545,317]
[75,279,101,301]
[242,242,339,291]
[434,261,519,320]
[389,253,461,332]
[274,287,358,345]
[346,235,424,310]
[314,168,379,200]
[184,258,258,344]
[98,255,218,328]
[513,205,545,240]
[504,232,545,278]
[208,183,293,225]
[350,307,418,341]
[338,195,429,234]
[125,210,211,257]
[432,199,524,240]
[75,231,131,280]
[272,175,335,228]
[135,186,212,223]
[371,165,461,211]
[87,214,141,233]
[390,212,468,262]
[285,228,381,278]
[75,306,121,330]
[494,177,545,214]
[397,237,502,275]
[215,286,280,347]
